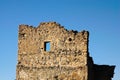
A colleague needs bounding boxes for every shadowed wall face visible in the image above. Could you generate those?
[93,65,115,80]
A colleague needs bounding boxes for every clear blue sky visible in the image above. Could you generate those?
[0,0,119,80]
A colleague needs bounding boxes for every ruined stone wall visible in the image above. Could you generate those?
[16,22,89,80]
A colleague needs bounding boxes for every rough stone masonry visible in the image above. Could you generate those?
[16,22,115,80]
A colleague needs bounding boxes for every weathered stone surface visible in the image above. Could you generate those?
[16,22,115,80]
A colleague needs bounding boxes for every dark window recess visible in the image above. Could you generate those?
[44,42,50,51]
[68,38,72,41]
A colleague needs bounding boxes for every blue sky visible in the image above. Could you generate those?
[0,0,120,80]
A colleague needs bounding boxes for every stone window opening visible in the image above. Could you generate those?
[44,42,50,51]
[68,38,72,41]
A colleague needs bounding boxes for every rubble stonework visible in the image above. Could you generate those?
[16,22,115,80]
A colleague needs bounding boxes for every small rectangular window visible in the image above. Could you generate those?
[44,42,50,51]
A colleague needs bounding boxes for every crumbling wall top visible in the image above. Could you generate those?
[19,22,88,35]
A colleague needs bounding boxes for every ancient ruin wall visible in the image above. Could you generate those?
[16,22,89,80]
